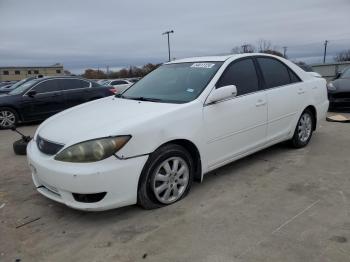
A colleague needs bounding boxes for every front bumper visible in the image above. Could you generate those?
[27,140,148,211]
[328,93,350,110]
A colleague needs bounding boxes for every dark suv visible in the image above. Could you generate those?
[0,76,114,129]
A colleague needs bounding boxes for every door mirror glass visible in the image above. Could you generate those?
[206,85,237,104]
[27,90,37,97]
[334,72,342,80]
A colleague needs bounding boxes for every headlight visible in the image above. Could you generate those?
[54,136,131,163]
[327,82,336,91]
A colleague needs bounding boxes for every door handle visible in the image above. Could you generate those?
[256,99,266,107]
[312,86,318,89]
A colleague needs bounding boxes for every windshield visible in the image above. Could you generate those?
[121,62,223,103]
[341,68,350,78]
[9,79,39,95]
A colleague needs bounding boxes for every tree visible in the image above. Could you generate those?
[82,63,161,79]
[82,69,106,79]
[231,44,256,54]
[257,39,272,52]
[334,49,350,62]
[262,49,284,57]
[231,39,286,58]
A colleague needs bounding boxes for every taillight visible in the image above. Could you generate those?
[109,88,118,94]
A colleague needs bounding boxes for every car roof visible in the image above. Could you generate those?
[166,53,279,64]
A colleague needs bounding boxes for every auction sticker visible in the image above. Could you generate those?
[191,63,215,69]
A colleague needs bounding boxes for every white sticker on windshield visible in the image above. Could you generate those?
[186,88,194,93]
[191,63,215,69]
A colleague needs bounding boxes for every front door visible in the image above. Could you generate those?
[203,58,268,170]
[21,79,66,121]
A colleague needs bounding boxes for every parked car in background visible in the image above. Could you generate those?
[105,79,133,93]
[0,77,36,94]
[97,79,109,85]
[294,61,322,78]
[0,84,14,94]
[0,76,114,129]
[327,66,350,110]
[128,78,141,83]
[27,53,328,211]
[0,81,17,88]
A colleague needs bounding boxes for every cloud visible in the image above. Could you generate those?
[0,0,349,73]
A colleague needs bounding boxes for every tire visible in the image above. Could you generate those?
[290,109,314,148]
[0,107,18,130]
[13,139,29,155]
[137,144,194,209]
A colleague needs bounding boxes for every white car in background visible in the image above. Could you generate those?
[27,53,329,211]
[105,79,133,93]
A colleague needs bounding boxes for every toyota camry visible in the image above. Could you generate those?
[27,54,329,211]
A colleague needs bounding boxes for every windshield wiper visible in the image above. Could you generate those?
[125,96,163,102]
[115,93,124,98]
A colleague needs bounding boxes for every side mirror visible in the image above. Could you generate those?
[206,85,237,104]
[334,72,342,80]
[27,90,37,97]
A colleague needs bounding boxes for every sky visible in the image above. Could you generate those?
[0,0,349,74]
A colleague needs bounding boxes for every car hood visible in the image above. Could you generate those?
[37,96,182,146]
[332,78,350,92]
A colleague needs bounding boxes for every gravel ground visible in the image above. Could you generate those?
[1,114,350,262]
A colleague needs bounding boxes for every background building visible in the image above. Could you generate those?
[0,64,64,81]
[311,61,350,81]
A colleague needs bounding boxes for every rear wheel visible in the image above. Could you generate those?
[137,144,194,209]
[0,107,18,129]
[290,109,314,148]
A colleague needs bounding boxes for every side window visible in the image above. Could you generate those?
[288,69,301,83]
[111,80,128,85]
[91,81,100,87]
[59,79,90,91]
[257,57,292,89]
[33,80,60,93]
[216,58,259,96]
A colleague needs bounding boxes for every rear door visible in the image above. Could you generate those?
[203,58,268,170]
[21,79,65,120]
[59,78,91,108]
[256,57,306,142]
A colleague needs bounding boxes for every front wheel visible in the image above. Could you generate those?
[137,144,194,209]
[290,109,314,148]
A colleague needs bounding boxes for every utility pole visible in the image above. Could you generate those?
[162,30,174,62]
[106,65,109,78]
[323,40,329,64]
[283,46,287,58]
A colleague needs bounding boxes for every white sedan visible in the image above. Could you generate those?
[27,54,329,211]
[104,79,133,94]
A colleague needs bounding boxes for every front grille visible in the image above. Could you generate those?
[36,135,64,155]
[332,92,350,99]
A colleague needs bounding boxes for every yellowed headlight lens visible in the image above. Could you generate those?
[54,136,131,163]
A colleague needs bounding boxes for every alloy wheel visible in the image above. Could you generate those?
[298,113,312,143]
[0,110,16,128]
[152,156,190,204]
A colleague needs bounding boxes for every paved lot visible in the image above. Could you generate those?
[1,116,350,262]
